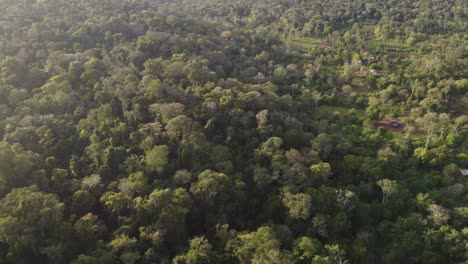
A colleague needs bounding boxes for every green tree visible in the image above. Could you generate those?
[376,179,398,203]
[311,90,322,112]
[173,236,216,264]
[71,190,96,216]
[109,234,140,264]
[0,142,39,189]
[190,170,232,206]
[165,116,195,143]
[73,213,107,252]
[310,162,331,183]
[145,145,169,174]
[100,192,133,216]
[281,190,312,219]
[427,204,450,226]
[227,226,292,264]
[293,237,323,262]
[144,188,192,251]
[0,186,68,263]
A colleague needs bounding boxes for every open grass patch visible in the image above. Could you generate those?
[317,105,366,120]
[288,37,330,52]
[386,130,427,145]
[365,39,410,52]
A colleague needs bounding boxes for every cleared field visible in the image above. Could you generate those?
[288,37,329,51]
[290,37,409,53]
[318,105,366,120]
[365,39,410,52]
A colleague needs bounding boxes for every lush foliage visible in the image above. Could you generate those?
[0,0,466,263]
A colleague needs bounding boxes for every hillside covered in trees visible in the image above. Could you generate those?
[0,0,467,263]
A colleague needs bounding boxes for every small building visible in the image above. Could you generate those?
[377,119,401,127]
[390,119,401,128]
[375,119,405,132]
[459,168,468,178]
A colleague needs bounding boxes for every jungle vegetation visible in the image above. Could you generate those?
[0,0,466,263]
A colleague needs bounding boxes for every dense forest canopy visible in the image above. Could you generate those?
[0,0,467,263]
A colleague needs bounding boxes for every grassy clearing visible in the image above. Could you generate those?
[318,105,366,120]
[386,129,427,144]
[366,39,410,52]
[290,37,409,53]
[288,37,329,52]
